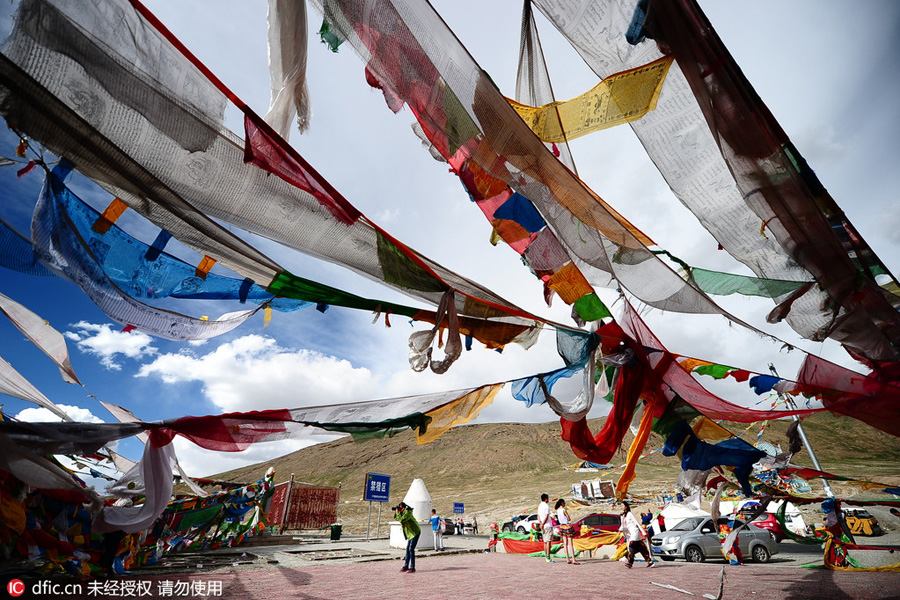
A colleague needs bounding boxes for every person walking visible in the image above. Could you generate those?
[429,509,444,551]
[641,510,653,536]
[538,493,554,563]
[395,502,421,573]
[472,516,478,534]
[555,498,579,565]
[620,502,653,568]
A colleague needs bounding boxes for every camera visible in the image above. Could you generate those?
[392,504,405,512]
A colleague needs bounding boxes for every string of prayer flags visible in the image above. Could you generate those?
[0,291,80,384]
[0,355,72,420]
[533,0,900,363]
[0,0,564,370]
[32,172,262,342]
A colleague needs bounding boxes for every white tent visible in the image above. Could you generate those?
[660,502,711,530]
[720,499,806,534]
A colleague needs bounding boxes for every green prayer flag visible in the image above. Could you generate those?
[267,270,420,317]
[574,293,612,321]
[691,268,808,298]
[318,20,343,52]
[693,363,736,379]
[376,233,448,293]
[173,505,223,532]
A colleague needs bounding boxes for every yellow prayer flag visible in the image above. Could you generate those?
[416,384,502,444]
[572,530,622,552]
[0,489,26,534]
[692,416,733,441]
[508,57,673,143]
[547,262,593,304]
[676,356,713,373]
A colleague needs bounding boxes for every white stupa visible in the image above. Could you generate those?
[389,478,434,548]
[403,478,433,522]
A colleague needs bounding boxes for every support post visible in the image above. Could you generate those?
[280,473,295,535]
[376,502,383,539]
[768,365,833,498]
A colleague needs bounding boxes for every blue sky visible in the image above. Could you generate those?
[1,0,898,481]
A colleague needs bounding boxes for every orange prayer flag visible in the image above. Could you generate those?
[91,198,129,234]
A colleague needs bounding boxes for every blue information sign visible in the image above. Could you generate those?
[453,502,464,514]
[364,473,391,503]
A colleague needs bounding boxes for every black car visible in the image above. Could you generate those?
[442,518,455,535]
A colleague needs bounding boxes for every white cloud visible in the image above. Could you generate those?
[14,405,118,492]
[132,325,595,428]
[172,435,342,478]
[15,403,105,423]
[136,334,376,412]
[375,207,401,224]
[65,321,157,370]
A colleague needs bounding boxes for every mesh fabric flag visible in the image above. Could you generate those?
[533,0,900,364]
[311,0,761,327]
[0,0,550,357]
[0,291,80,384]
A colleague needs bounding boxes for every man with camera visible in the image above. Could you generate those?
[394,502,421,573]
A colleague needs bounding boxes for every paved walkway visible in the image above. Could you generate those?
[133,553,899,600]
[8,535,899,599]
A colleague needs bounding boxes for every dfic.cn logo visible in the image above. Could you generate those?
[7,579,24,597]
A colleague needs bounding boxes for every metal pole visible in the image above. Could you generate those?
[376,502,383,539]
[768,365,834,498]
[366,501,372,541]
[280,473,294,535]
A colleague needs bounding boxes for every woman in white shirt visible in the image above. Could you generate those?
[555,498,580,565]
[619,502,653,568]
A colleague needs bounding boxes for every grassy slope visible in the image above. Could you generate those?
[210,412,900,533]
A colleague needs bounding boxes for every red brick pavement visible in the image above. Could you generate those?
[129,553,900,600]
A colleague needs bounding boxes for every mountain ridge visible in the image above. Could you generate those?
[210,412,900,532]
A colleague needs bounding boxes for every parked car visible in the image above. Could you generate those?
[843,508,882,536]
[650,516,778,563]
[501,513,557,537]
[570,513,622,535]
[738,511,787,542]
[442,518,455,535]
[513,513,540,535]
[500,513,532,533]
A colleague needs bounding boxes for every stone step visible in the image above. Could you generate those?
[241,535,303,547]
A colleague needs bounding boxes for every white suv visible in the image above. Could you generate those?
[500,513,541,534]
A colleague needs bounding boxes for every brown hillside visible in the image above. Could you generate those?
[212,412,900,534]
